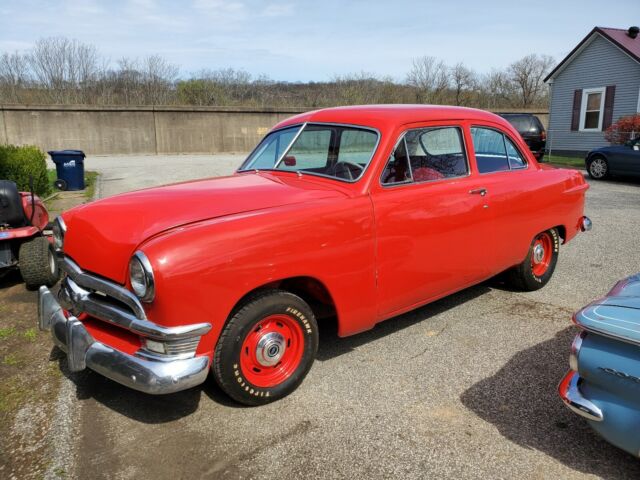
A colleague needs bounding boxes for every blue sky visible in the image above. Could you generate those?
[0,0,637,81]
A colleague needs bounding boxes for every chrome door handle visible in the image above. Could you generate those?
[469,188,487,196]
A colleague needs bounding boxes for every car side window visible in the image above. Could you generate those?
[381,127,468,185]
[381,137,411,185]
[470,127,510,173]
[505,137,526,169]
[471,127,527,173]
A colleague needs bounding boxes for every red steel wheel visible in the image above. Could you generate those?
[239,314,305,388]
[213,290,319,406]
[506,228,559,292]
[530,232,554,277]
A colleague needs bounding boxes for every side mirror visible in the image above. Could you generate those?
[283,156,297,166]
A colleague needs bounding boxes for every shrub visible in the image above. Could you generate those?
[0,145,50,196]
[604,114,640,145]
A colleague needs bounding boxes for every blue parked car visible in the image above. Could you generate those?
[559,273,640,457]
[585,136,640,180]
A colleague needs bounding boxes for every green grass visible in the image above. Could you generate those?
[84,171,98,200]
[47,168,57,185]
[46,169,98,199]
[3,354,20,366]
[545,155,585,168]
[0,327,16,340]
[22,328,37,342]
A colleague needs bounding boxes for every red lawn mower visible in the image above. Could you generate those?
[0,180,60,289]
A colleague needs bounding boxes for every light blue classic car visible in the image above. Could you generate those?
[559,273,640,457]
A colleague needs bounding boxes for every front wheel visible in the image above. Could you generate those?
[587,156,608,180]
[506,228,559,291]
[213,290,319,406]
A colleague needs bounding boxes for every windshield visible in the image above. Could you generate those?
[239,123,379,182]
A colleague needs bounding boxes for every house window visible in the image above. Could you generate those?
[580,87,606,131]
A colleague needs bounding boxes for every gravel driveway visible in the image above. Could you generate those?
[46,155,640,479]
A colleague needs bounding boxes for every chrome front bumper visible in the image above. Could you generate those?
[38,286,211,394]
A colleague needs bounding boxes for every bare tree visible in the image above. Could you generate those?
[406,56,449,104]
[508,54,554,108]
[0,52,30,103]
[28,37,100,103]
[450,63,476,106]
[140,55,178,105]
[478,69,515,109]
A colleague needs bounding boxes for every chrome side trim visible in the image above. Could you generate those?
[39,286,210,394]
[559,371,604,422]
[59,276,211,340]
[569,330,587,372]
[61,256,146,319]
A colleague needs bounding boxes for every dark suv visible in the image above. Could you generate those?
[499,113,546,161]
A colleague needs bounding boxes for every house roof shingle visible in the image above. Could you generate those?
[544,26,640,82]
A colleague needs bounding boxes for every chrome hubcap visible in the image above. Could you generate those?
[533,244,545,264]
[590,159,606,177]
[255,332,286,367]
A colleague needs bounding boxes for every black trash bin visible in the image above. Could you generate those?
[49,150,85,191]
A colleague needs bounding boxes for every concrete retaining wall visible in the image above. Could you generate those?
[0,105,548,155]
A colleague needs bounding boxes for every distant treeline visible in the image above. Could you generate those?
[0,37,554,109]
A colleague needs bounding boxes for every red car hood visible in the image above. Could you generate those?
[63,173,346,283]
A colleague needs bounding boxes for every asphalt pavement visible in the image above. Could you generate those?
[47,155,640,479]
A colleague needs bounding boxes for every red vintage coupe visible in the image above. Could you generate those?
[38,105,590,405]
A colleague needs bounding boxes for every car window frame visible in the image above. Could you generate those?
[238,122,381,184]
[379,124,471,189]
[470,125,529,175]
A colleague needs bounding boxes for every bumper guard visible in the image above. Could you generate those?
[38,286,210,394]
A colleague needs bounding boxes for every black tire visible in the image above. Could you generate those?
[587,155,608,180]
[213,289,319,406]
[54,179,68,191]
[506,228,559,291]
[19,237,60,290]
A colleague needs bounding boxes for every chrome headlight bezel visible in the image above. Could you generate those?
[52,216,66,251]
[129,251,155,303]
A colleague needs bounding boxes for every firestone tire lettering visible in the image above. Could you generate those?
[212,289,318,406]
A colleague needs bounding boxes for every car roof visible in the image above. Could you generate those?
[273,104,510,131]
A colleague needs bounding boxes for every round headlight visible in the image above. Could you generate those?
[52,217,66,251]
[129,252,155,302]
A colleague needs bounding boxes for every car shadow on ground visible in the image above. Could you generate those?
[460,327,640,479]
[53,346,247,425]
[54,282,493,424]
[316,282,492,361]
[595,176,640,187]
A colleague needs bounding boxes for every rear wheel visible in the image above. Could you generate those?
[506,228,559,291]
[19,237,59,290]
[213,290,319,406]
[54,179,68,191]
[587,156,608,179]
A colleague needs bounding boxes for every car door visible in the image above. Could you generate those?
[469,124,542,270]
[608,140,640,176]
[371,123,493,319]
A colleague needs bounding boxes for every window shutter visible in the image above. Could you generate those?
[602,85,616,130]
[571,89,582,131]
